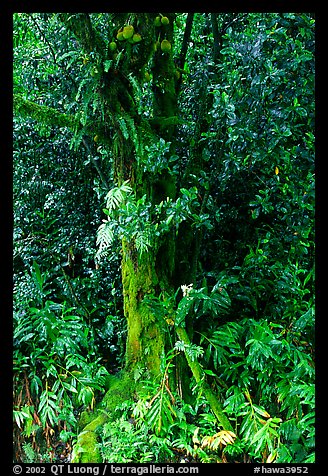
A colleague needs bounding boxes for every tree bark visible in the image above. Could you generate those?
[176,13,194,94]
[210,13,221,62]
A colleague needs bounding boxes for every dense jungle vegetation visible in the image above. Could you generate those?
[13,12,315,464]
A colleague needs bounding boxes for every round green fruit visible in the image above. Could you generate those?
[109,41,117,52]
[132,33,142,43]
[160,39,171,53]
[154,16,161,27]
[116,29,124,41]
[123,25,134,39]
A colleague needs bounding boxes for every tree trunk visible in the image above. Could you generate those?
[122,239,166,375]
[118,13,178,378]
[72,14,181,461]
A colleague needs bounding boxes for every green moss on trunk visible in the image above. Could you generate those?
[73,431,102,463]
[102,373,136,413]
[122,240,166,376]
[72,411,107,463]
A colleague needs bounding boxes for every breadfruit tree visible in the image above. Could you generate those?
[14,12,236,461]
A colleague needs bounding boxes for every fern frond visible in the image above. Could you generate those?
[135,228,152,257]
[127,72,143,115]
[95,220,115,262]
[96,220,115,246]
[117,116,129,140]
[69,127,85,151]
[174,340,204,361]
[75,77,92,103]
[116,112,143,158]
[105,180,133,212]
[22,442,37,463]
[114,50,124,69]
[127,73,141,96]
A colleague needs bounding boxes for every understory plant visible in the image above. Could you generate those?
[98,278,314,463]
[13,262,111,462]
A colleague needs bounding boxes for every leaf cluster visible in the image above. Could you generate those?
[13,263,111,461]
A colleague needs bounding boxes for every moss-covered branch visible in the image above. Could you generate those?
[175,326,235,433]
[14,93,79,131]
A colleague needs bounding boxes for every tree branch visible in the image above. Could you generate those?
[221,13,248,35]
[210,13,221,62]
[28,14,58,64]
[27,13,79,93]
[13,94,110,189]
[175,325,235,432]
[178,13,194,69]
[14,93,79,130]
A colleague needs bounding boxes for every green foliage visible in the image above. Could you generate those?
[22,442,51,463]
[97,301,314,462]
[117,276,314,462]
[96,180,215,265]
[13,264,111,461]
[100,417,155,463]
[175,281,231,327]
[14,11,314,464]
[140,138,178,175]
[197,313,314,462]
[96,181,153,260]
[174,341,204,362]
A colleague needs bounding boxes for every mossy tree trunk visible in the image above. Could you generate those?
[121,14,179,377]
[122,239,166,375]
[52,12,179,378]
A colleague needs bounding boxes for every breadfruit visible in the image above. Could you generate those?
[154,16,161,27]
[160,39,171,53]
[123,25,134,40]
[116,29,124,41]
[132,33,142,43]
